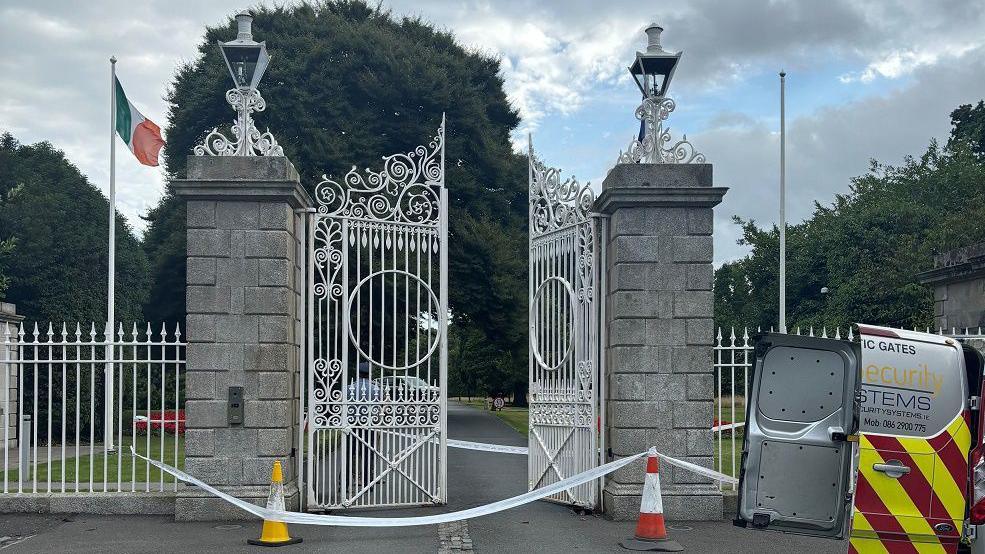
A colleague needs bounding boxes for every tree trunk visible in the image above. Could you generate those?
[511,380,528,408]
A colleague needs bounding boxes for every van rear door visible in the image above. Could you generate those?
[852,325,971,554]
[734,333,861,539]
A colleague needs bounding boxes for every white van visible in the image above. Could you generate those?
[733,325,985,554]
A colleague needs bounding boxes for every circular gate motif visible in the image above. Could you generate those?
[529,275,577,371]
[346,269,442,371]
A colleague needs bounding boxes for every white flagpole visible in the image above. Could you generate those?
[106,56,117,451]
[779,70,787,334]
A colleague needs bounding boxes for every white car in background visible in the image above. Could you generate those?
[375,375,439,397]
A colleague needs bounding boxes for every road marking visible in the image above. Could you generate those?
[438,520,473,552]
[0,534,35,550]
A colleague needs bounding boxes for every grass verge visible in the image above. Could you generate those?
[456,398,530,437]
[6,434,184,487]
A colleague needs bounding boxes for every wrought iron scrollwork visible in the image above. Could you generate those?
[314,122,444,225]
[528,137,595,238]
[194,88,283,157]
[307,120,447,511]
[617,96,705,164]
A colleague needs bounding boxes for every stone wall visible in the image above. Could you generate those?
[595,163,727,521]
[173,156,310,520]
[917,242,985,330]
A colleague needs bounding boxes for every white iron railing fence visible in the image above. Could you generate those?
[713,324,985,491]
[0,321,184,495]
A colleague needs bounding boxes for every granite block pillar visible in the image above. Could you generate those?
[0,303,22,448]
[173,156,310,520]
[595,163,727,521]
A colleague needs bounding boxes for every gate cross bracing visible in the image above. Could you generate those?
[527,138,603,509]
[303,120,448,510]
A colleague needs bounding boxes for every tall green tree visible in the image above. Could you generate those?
[949,100,985,158]
[714,114,985,333]
[143,1,529,397]
[0,132,148,324]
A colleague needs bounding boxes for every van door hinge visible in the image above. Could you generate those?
[971,396,980,410]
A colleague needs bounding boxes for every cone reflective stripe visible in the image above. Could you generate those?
[620,448,683,552]
[248,461,302,547]
[636,451,667,540]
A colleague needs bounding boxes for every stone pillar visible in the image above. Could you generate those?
[0,303,23,448]
[173,156,310,520]
[595,163,727,521]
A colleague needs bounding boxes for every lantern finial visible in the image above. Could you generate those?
[645,23,665,53]
[235,12,253,41]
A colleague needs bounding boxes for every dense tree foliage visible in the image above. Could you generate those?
[949,100,985,158]
[715,103,985,333]
[0,133,148,324]
[143,1,529,399]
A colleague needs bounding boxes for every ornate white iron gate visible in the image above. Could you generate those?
[527,139,602,509]
[305,121,448,510]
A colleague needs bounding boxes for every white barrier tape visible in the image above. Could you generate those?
[372,430,735,485]
[711,421,745,433]
[131,446,643,527]
[375,428,530,455]
[449,439,737,486]
[131,440,738,526]
[448,439,528,455]
[656,452,738,486]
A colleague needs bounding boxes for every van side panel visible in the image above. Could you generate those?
[851,326,971,554]
[849,414,970,553]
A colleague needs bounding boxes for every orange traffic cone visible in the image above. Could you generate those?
[247,461,302,547]
[620,448,683,552]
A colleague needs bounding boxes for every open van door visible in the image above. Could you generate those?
[734,333,861,539]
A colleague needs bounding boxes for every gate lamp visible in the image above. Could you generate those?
[194,11,282,157]
[617,22,704,164]
[219,12,270,91]
[628,23,681,100]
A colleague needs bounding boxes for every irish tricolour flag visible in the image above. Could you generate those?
[114,77,165,166]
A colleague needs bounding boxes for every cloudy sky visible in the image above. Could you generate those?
[1,1,984,263]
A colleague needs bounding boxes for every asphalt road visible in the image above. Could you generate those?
[0,401,849,553]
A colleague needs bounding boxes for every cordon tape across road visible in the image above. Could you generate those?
[130,441,736,527]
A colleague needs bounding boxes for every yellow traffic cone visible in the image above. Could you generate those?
[247,461,302,547]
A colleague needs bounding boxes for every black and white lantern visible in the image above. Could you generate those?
[218,12,270,91]
[628,23,681,99]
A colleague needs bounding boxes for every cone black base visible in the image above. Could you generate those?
[620,537,684,552]
[247,537,303,547]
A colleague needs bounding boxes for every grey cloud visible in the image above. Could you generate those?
[700,43,985,264]
[0,2,241,232]
[1,0,983,242]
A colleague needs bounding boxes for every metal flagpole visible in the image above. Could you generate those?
[778,70,787,334]
[106,56,117,451]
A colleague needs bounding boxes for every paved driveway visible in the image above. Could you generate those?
[0,401,848,553]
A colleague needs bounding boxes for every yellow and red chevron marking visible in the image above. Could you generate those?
[848,412,972,554]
